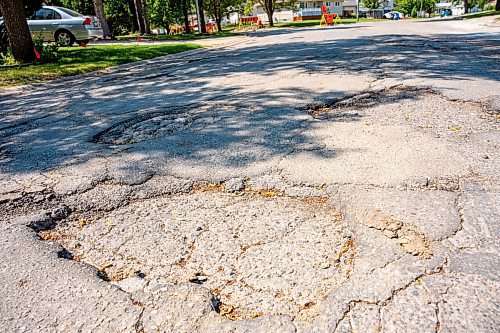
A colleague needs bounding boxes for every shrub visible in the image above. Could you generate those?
[0,50,18,66]
[33,38,60,64]
[0,37,59,66]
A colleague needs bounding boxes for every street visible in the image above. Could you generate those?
[0,16,499,332]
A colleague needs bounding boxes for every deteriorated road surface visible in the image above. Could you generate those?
[1,16,499,333]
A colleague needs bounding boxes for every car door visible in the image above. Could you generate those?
[28,8,61,42]
[43,8,63,41]
[27,10,44,40]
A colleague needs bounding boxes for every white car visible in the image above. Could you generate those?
[27,6,103,46]
[384,11,404,19]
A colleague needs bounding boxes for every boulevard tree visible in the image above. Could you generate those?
[0,0,42,62]
[362,0,381,17]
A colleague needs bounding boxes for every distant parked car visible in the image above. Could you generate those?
[384,11,404,19]
[439,9,452,17]
[27,6,103,46]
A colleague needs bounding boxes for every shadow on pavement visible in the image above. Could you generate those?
[249,24,369,37]
[0,31,498,178]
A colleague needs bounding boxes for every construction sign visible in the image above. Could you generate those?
[320,13,341,27]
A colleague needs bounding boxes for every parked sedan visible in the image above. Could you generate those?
[28,6,103,46]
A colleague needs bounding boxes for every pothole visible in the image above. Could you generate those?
[357,208,432,258]
[383,39,460,52]
[42,191,350,320]
[305,85,498,132]
[285,86,498,187]
[92,104,237,145]
[304,86,433,116]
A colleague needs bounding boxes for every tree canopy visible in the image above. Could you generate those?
[362,0,381,10]
[395,0,437,15]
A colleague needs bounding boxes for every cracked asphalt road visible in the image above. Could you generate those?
[1,17,499,332]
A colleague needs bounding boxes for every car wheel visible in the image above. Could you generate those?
[55,30,75,47]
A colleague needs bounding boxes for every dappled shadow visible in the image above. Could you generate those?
[0,29,498,181]
[247,24,369,38]
[416,17,464,23]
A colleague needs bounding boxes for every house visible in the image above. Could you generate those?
[342,1,359,17]
[435,0,465,15]
[252,0,393,23]
[252,5,294,23]
[357,0,394,18]
[228,12,241,25]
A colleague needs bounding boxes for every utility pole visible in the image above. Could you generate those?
[194,0,202,33]
[356,0,360,21]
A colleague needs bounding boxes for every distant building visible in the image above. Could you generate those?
[435,0,465,15]
[252,0,394,23]
[228,12,241,25]
[434,0,487,15]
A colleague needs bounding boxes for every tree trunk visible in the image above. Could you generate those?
[127,0,139,32]
[134,0,145,34]
[266,0,274,27]
[198,0,207,33]
[214,1,222,32]
[266,10,274,27]
[92,0,111,38]
[496,0,499,11]
[0,0,35,63]
[463,0,468,13]
[216,17,222,32]
[267,12,273,27]
[182,0,191,33]
[141,0,151,34]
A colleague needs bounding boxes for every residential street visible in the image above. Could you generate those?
[0,16,499,332]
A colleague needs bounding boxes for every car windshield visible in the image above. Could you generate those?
[57,7,84,17]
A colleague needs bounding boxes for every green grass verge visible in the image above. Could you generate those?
[0,43,200,87]
[460,10,500,19]
[116,28,239,41]
[274,20,321,28]
[274,18,386,28]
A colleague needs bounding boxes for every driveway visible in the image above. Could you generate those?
[0,17,499,332]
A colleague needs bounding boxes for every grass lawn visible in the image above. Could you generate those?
[116,28,239,41]
[274,18,386,28]
[0,43,200,87]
